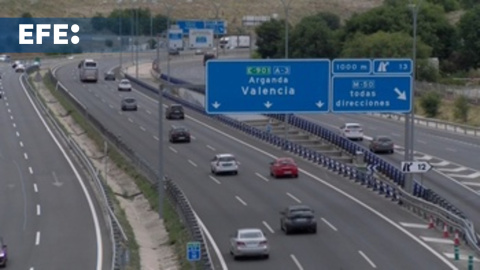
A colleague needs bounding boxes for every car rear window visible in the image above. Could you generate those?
[85,62,97,67]
[240,232,262,239]
[219,157,235,162]
[347,124,361,129]
[124,98,135,102]
[378,137,391,142]
[171,106,183,111]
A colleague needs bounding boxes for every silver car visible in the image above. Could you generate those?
[121,97,137,111]
[118,79,132,91]
[229,228,269,260]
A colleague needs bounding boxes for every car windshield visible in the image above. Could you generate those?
[219,156,235,162]
[239,231,262,239]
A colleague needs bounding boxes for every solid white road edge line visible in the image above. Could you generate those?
[20,76,103,270]
[193,211,228,270]
[290,254,304,270]
[358,250,377,268]
[126,70,458,270]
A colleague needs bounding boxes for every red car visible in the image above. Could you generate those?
[270,158,299,178]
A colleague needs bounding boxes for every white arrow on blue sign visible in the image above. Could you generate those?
[331,76,412,113]
[187,241,201,261]
[205,59,330,114]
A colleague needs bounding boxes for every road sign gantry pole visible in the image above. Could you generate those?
[280,0,293,145]
[405,0,422,193]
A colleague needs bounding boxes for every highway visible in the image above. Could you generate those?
[52,57,466,269]
[0,63,110,269]
[165,56,480,237]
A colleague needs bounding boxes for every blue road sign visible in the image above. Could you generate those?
[187,242,201,262]
[177,20,226,35]
[373,58,413,75]
[206,59,331,114]
[332,76,412,113]
[332,59,372,75]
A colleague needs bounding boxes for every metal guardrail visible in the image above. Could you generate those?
[125,71,480,255]
[46,68,213,269]
[371,113,480,137]
[24,67,128,270]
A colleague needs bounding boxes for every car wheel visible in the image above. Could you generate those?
[390,149,394,154]
[233,171,238,175]
[264,254,269,259]
[311,226,317,234]
[359,138,363,141]
[284,225,290,235]
[294,174,298,178]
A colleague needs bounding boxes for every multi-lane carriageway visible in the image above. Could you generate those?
[48,53,479,270]
[0,62,110,269]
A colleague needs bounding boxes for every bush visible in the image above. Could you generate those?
[453,95,470,122]
[420,92,441,117]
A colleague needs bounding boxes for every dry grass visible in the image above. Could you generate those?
[0,0,383,29]
[415,99,480,127]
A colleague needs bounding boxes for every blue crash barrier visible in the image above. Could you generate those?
[127,73,467,218]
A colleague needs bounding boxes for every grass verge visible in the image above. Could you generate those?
[41,71,201,269]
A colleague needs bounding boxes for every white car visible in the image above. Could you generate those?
[340,123,364,140]
[210,153,238,175]
[15,64,25,73]
[230,228,269,260]
[118,79,132,91]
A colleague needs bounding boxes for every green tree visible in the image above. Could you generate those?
[453,95,470,122]
[416,59,440,82]
[420,91,441,117]
[289,15,338,58]
[312,11,341,30]
[255,19,285,58]
[458,6,480,69]
[341,31,431,58]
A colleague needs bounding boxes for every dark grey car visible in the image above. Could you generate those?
[121,97,137,111]
[165,104,184,120]
[369,136,394,153]
[280,205,317,234]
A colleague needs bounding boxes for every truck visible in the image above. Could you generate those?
[219,35,250,49]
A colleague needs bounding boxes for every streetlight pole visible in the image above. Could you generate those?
[405,0,422,193]
[117,0,123,70]
[280,0,292,144]
[211,1,221,57]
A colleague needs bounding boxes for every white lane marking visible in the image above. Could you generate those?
[29,267,34,270]
[321,217,338,231]
[168,146,177,153]
[153,135,159,141]
[235,195,247,206]
[7,109,10,113]
[146,109,152,115]
[399,222,429,229]
[128,118,133,123]
[448,172,480,179]
[209,176,221,184]
[12,123,16,128]
[359,250,377,268]
[20,74,103,270]
[430,160,449,166]
[109,104,113,109]
[446,147,457,152]
[191,135,196,140]
[416,154,432,161]
[286,192,301,203]
[437,167,467,173]
[19,141,24,147]
[420,236,454,244]
[417,140,427,144]
[133,74,455,270]
[29,167,33,174]
[463,182,480,187]
[188,159,197,167]
[206,145,216,151]
[37,204,41,216]
[16,131,20,137]
[290,254,304,270]
[33,183,38,193]
[101,98,106,103]
[140,126,146,131]
[255,172,269,182]
[24,153,28,160]
[10,115,13,120]
[35,231,40,245]
[262,221,274,234]
[5,102,8,106]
